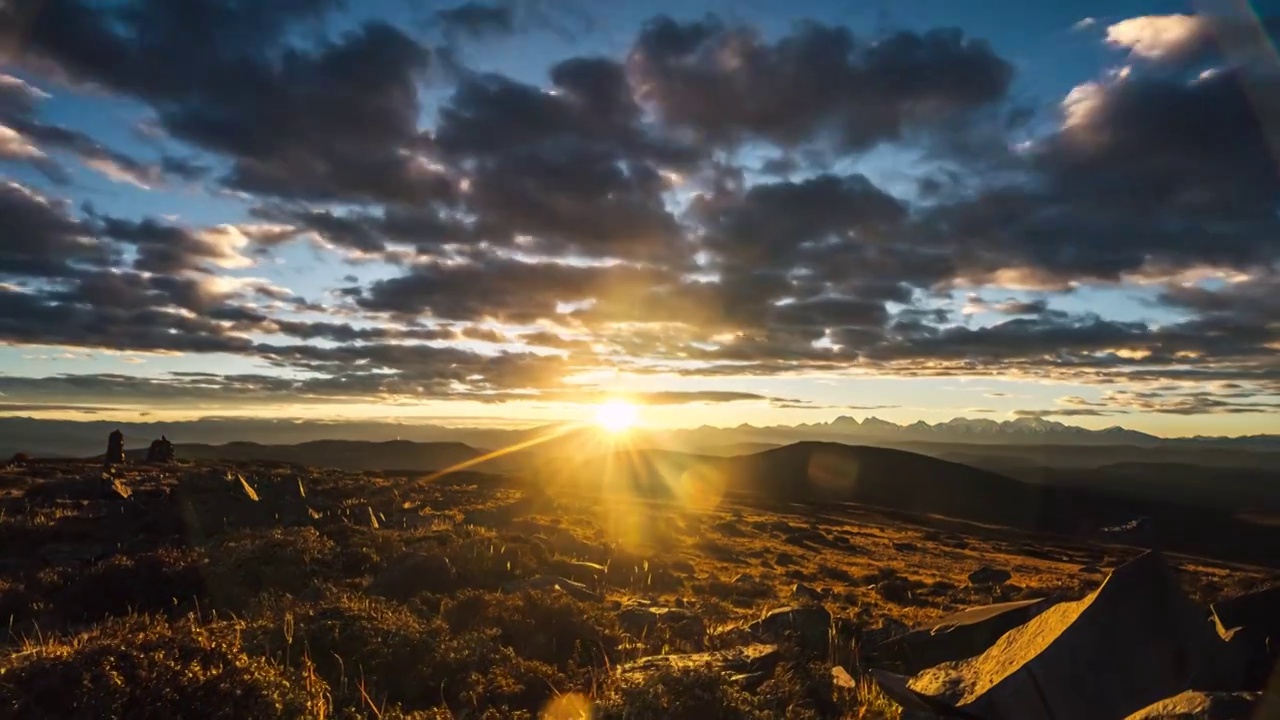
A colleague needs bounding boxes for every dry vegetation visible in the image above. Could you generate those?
[0,458,1270,718]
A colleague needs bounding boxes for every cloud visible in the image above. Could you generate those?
[629,17,1014,150]
[435,2,514,40]
[0,73,190,187]
[1106,15,1206,60]
[1013,408,1116,418]
[0,181,111,278]
[3,2,445,204]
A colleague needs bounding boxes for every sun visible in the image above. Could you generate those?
[594,400,639,434]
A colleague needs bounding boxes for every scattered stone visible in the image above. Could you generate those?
[506,575,601,603]
[862,617,911,649]
[103,429,125,467]
[892,541,919,553]
[874,597,1053,673]
[831,665,857,690]
[549,559,606,585]
[234,473,259,502]
[774,551,798,566]
[967,566,1013,586]
[618,606,705,636]
[793,582,823,603]
[370,553,455,599]
[745,605,832,656]
[1126,690,1260,720]
[102,475,132,500]
[876,578,914,604]
[615,644,781,685]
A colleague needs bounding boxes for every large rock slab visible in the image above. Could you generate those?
[1125,690,1260,719]
[875,597,1053,672]
[1211,585,1280,689]
[877,552,1250,720]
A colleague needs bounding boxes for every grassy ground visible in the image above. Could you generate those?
[0,459,1270,719]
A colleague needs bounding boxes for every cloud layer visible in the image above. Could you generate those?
[0,4,1277,420]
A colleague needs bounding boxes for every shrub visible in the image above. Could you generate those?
[247,591,564,716]
[0,616,328,719]
[441,589,624,671]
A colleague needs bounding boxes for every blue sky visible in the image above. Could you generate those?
[0,0,1278,436]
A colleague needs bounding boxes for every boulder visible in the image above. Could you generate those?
[745,605,832,656]
[875,597,1053,673]
[793,582,823,603]
[967,566,1012,586]
[831,665,857,690]
[877,552,1250,720]
[1126,690,1260,719]
[618,606,704,636]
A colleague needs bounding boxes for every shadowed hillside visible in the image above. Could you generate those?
[163,440,487,472]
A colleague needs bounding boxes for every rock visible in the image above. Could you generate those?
[1211,584,1280,689]
[506,575,601,603]
[1079,565,1103,574]
[615,644,781,685]
[873,597,1053,673]
[880,552,1250,720]
[876,578,914,604]
[892,542,919,553]
[793,583,823,603]
[549,559,606,585]
[1126,690,1260,719]
[967,566,1013,586]
[103,429,125,467]
[618,606,705,636]
[831,665,857,690]
[102,476,132,500]
[862,617,910,649]
[369,553,455,599]
[745,605,832,656]
[145,436,175,463]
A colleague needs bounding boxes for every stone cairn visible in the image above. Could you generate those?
[145,435,175,463]
[103,429,125,467]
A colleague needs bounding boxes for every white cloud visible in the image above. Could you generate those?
[1106,15,1205,60]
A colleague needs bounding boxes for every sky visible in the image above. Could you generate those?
[0,0,1278,437]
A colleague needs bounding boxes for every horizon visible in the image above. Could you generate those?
[1,1,1279,437]
[3,411,1276,441]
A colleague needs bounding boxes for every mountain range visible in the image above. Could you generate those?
[1,413,1277,460]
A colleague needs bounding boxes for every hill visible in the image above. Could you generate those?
[168,440,487,472]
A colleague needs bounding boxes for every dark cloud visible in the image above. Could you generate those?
[0,73,195,187]
[629,17,1013,150]
[1013,408,1116,418]
[0,402,120,413]
[357,257,672,322]
[91,215,254,274]
[435,2,514,40]
[922,68,1280,286]
[0,180,111,278]
[3,1,444,203]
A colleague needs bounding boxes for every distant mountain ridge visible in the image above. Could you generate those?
[1,413,1277,460]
